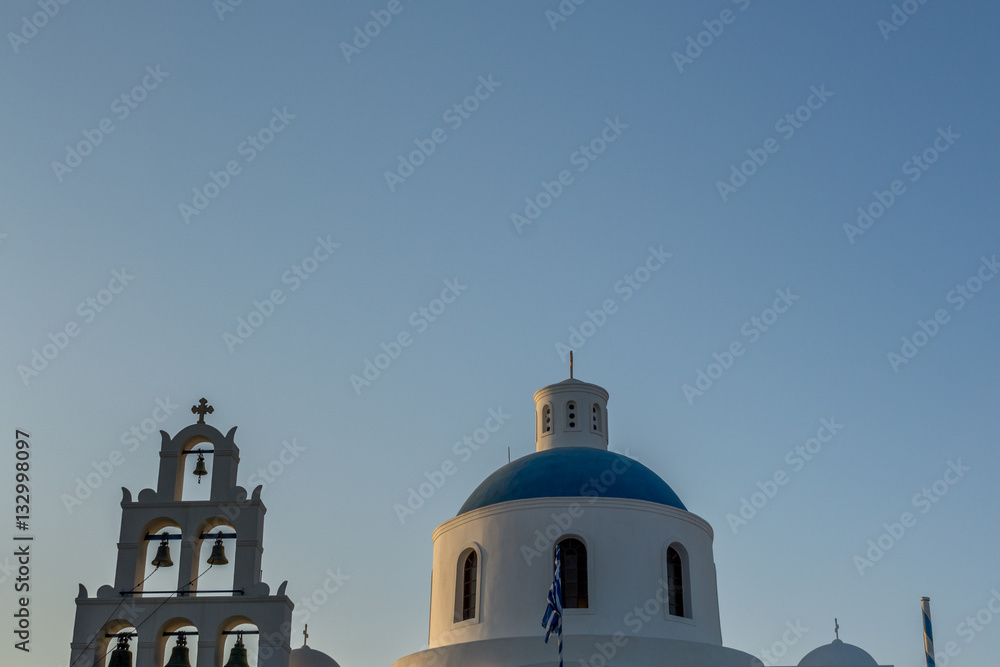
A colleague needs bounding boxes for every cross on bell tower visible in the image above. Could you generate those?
[192,398,214,424]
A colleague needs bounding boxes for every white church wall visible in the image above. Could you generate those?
[427,497,723,649]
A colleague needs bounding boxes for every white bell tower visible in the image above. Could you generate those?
[68,399,294,667]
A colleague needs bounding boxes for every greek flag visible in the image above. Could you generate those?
[542,546,563,667]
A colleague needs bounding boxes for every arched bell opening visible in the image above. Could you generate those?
[179,437,213,502]
[217,618,259,667]
[137,520,182,597]
[191,517,237,596]
[157,619,199,667]
[95,620,137,667]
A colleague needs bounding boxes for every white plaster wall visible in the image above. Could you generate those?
[394,634,757,667]
[427,498,722,649]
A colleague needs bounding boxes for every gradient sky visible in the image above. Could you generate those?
[2,2,999,667]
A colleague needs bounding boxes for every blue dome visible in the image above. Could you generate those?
[458,447,686,515]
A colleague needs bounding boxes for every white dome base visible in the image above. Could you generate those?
[393,635,760,667]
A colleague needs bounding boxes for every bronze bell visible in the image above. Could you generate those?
[108,635,133,667]
[193,452,208,484]
[207,533,229,565]
[223,632,250,667]
[151,535,173,568]
[164,634,191,667]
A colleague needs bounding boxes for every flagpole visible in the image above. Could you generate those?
[542,546,564,667]
[554,544,564,667]
[921,597,935,667]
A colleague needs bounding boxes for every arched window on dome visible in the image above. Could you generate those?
[666,545,687,617]
[542,404,553,435]
[566,401,578,430]
[591,403,602,433]
[461,550,478,620]
[556,538,588,608]
[455,546,481,623]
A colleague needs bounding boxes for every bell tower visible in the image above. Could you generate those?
[68,399,294,667]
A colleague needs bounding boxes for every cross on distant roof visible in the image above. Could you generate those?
[304,624,309,645]
[192,398,214,424]
[835,618,840,640]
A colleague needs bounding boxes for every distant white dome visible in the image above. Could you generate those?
[798,639,878,667]
[289,644,341,667]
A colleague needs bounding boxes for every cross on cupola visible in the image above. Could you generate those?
[191,398,214,424]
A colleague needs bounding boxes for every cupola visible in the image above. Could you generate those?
[533,377,609,451]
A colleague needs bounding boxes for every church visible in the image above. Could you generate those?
[68,374,892,667]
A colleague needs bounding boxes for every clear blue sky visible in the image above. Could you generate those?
[2,2,998,666]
